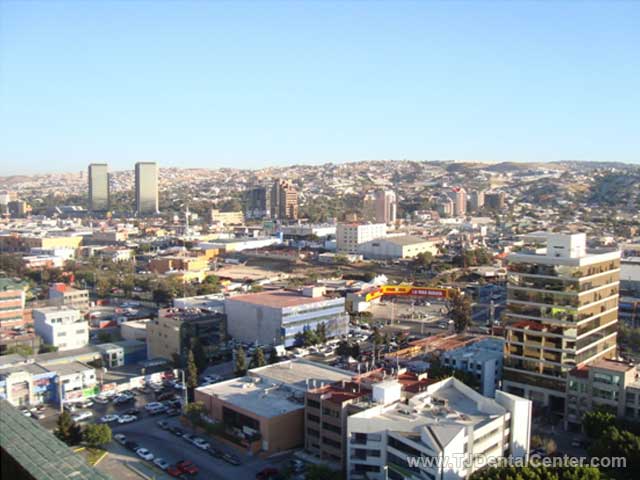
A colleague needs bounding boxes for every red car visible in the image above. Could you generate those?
[256,467,279,480]
[176,460,198,475]
[166,465,183,478]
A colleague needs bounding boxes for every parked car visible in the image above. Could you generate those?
[192,437,209,450]
[72,411,93,422]
[170,426,184,437]
[122,408,140,416]
[114,394,134,405]
[31,410,45,420]
[182,433,195,443]
[157,420,170,430]
[93,395,109,404]
[78,400,94,408]
[99,414,120,423]
[222,453,241,465]
[114,433,127,445]
[149,405,167,415]
[176,460,198,475]
[124,441,140,452]
[136,448,154,461]
[167,465,183,477]
[165,408,180,417]
[153,457,170,470]
[118,414,137,424]
[207,447,223,458]
[256,467,279,480]
[291,459,305,473]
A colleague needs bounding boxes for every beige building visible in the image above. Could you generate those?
[336,223,387,254]
[503,233,620,414]
[48,283,90,311]
[358,235,439,260]
[566,358,640,431]
[135,161,159,215]
[209,209,245,226]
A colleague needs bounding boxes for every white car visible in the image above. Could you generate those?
[93,395,109,404]
[99,414,120,423]
[153,458,170,470]
[192,437,210,450]
[72,411,93,422]
[117,414,137,424]
[114,433,127,445]
[144,402,164,411]
[136,448,154,461]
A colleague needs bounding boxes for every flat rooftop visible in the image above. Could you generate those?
[590,358,635,373]
[226,290,338,308]
[197,360,353,417]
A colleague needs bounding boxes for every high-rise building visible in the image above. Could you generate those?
[135,162,159,216]
[245,186,271,219]
[270,179,298,220]
[503,232,620,414]
[468,190,485,212]
[363,190,397,224]
[448,187,467,217]
[485,191,506,210]
[88,163,109,211]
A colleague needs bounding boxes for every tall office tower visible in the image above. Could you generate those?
[468,190,485,212]
[485,191,506,210]
[135,162,159,216]
[270,179,298,220]
[245,186,271,219]
[448,187,467,217]
[503,233,620,413]
[88,163,109,211]
[363,189,397,224]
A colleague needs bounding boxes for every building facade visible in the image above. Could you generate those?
[270,179,298,221]
[336,223,387,254]
[88,163,109,211]
[135,161,159,215]
[33,307,89,351]
[364,190,397,224]
[503,233,620,413]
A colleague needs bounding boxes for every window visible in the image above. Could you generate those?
[307,399,320,409]
[307,413,320,424]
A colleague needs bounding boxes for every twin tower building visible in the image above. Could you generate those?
[88,162,158,216]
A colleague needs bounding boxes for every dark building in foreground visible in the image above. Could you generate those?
[0,399,112,480]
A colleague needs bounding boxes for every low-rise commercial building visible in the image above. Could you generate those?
[147,308,227,364]
[33,307,88,352]
[48,283,90,311]
[0,279,26,331]
[225,288,349,347]
[195,359,353,455]
[346,377,531,480]
[358,235,439,260]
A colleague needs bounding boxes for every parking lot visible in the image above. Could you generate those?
[368,298,452,335]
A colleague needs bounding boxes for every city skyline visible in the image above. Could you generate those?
[1,1,639,175]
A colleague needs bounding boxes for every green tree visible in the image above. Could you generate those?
[583,409,616,438]
[447,290,472,333]
[191,338,208,373]
[306,464,342,480]
[184,401,207,429]
[5,344,34,356]
[267,346,279,364]
[302,328,319,347]
[83,423,112,448]
[186,349,199,389]
[252,346,266,368]
[55,411,83,446]
[315,322,327,344]
[336,340,352,358]
[235,346,247,376]
[38,343,58,354]
[469,465,602,480]
[412,251,434,269]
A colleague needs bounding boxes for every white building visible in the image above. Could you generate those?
[33,307,89,351]
[225,289,349,347]
[347,377,531,480]
[336,223,387,254]
[358,235,439,260]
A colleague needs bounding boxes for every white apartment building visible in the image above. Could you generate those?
[336,223,387,254]
[33,306,89,351]
[347,378,531,480]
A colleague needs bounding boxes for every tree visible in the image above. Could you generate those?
[306,464,342,480]
[152,281,174,305]
[315,322,327,344]
[55,411,83,446]
[302,328,319,347]
[412,251,433,269]
[184,401,207,429]
[583,409,616,439]
[447,290,472,333]
[5,344,34,356]
[191,338,208,373]
[83,423,112,448]
[267,346,279,364]
[470,465,602,480]
[186,349,199,389]
[38,343,58,354]
[235,346,247,376]
[253,346,266,368]
[336,340,352,358]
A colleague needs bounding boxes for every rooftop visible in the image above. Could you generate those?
[226,290,338,309]
[377,235,432,246]
[0,399,112,480]
[590,358,635,373]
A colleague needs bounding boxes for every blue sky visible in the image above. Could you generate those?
[1,1,638,174]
